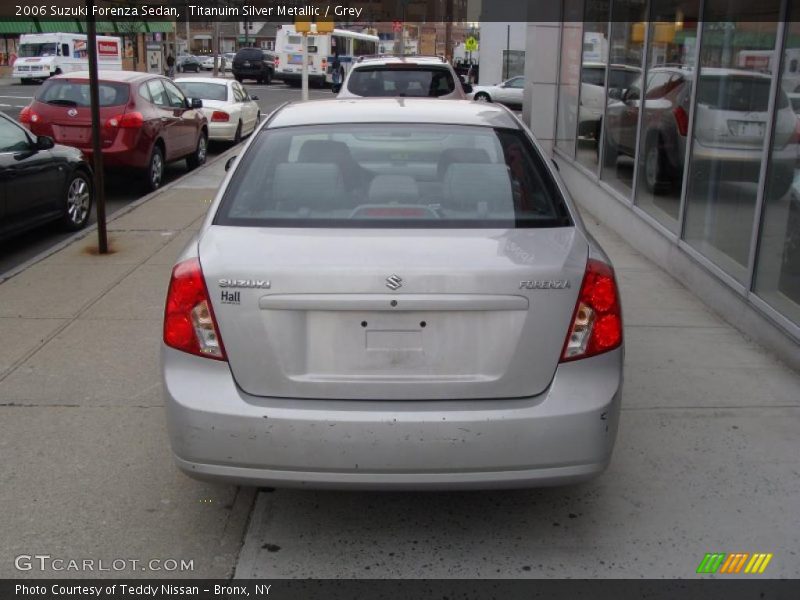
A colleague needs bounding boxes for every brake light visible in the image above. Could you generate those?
[164,258,227,361]
[790,118,800,144]
[19,105,38,124]
[211,111,230,122]
[105,112,144,129]
[560,258,622,362]
[274,57,280,68]
[673,105,689,136]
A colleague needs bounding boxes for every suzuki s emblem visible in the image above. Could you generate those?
[67,108,78,117]
[385,275,403,290]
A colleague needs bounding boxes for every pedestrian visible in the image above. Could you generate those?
[331,50,341,87]
[166,52,175,78]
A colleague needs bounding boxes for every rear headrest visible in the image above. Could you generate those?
[273,163,344,210]
[443,163,513,212]
[437,148,491,178]
[368,175,420,204]
[297,140,351,163]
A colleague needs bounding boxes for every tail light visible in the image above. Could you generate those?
[673,105,689,137]
[560,258,623,362]
[19,105,39,125]
[105,112,144,129]
[164,258,227,361]
[790,118,800,144]
[274,57,280,69]
[211,111,230,122]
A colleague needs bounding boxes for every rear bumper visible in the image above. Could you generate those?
[277,71,326,84]
[163,346,623,490]
[208,121,239,141]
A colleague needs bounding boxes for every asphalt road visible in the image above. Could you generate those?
[0,75,331,276]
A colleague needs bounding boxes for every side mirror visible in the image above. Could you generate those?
[331,82,342,94]
[225,156,237,172]
[36,135,55,150]
[190,98,203,109]
[462,83,473,94]
[607,88,623,101]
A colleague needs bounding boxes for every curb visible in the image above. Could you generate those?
[0,145,238,285]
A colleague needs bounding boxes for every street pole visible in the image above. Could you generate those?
[301,32,309,101]
[185,0,190,55]
[505,24,510,79]
[213,20,219,77]
[444,0,453,62]
[86,0,108,254]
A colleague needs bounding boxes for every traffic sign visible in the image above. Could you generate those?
[465,36,479,52]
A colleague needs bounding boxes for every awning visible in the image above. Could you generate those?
[193,34,212,40]
[146,22,175,33]
[0,20,38,34]
[36,21,82,33]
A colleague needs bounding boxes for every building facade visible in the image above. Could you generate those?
[523,0,800,365]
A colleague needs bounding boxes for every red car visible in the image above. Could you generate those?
[20,71,208,191]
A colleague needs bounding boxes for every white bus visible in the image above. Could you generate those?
[274,25,379,87]
[13,33,122,84]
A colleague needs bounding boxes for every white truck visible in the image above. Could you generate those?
[13,33,122,84]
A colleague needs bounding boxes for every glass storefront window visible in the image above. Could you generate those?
[555,0,584,157]
[601,0,648,196]
[683,4,781,283]
[576,1,610,172]
[633,0,700,232]
[755,15,800,326]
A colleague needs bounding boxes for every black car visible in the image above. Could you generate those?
[176,55,201,73]
[232,48,275,84]
[0,112,93,241]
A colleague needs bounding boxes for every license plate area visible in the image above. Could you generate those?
[54,125,90,144]
[728,120,765,137]
[289,54,304,65]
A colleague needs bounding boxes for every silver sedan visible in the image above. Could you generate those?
[161,98,624,490]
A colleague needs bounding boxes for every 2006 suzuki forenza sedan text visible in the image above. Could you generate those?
[161,98,624,490]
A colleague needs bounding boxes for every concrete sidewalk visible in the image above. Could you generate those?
[0,150,798,580]
[0,151,253,579]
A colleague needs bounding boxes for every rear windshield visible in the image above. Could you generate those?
[215,124,572,229]
[175,81,227,101]
[347,67,456,98]
[236,49,264,60]
[36,80,129,107]
[696,75,786,111]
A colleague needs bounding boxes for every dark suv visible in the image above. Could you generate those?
[232,48,275,84]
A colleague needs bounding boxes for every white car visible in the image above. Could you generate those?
[175,77,260,143]
[336,56,467,99]
[199,56,216,71]
[469,76,525,108]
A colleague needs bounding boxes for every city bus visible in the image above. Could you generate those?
[274,25,379,86]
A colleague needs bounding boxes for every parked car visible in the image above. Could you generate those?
[223,53,236,72]
[21,71,208,192]
[175,77,261,143]
[199,56,216,71]
[176,55,201,73]
[0,111,93,240]
[232,48,275,84]
[469,76,525,108]
[162,98,624,490]
[336,56,468,99]
[579,62,641,139]
[604,67,797,194]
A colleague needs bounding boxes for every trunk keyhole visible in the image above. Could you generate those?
[361,321,368,328]
[390,300,398,307]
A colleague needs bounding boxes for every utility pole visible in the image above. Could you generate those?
[444,0,454,62]
[213,20,220,76]
[185,0,190,55]
[85,0,107,254]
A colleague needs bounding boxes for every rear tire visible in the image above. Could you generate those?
[233,121,242,144]
[643,136,671,195]
[474,92,491,102]
[186,131,208,170]
[144,145,165,192]
[61,171,93,231]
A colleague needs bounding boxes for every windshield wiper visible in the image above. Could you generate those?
[45,99,79,106]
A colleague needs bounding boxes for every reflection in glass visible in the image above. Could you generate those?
[555,0,583,158]
[683,11,782,283]
[576,0,610,172]
[601,0,648,195]
[755,15,800,326]
[634,0,700,232]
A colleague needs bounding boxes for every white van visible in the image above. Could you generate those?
[13,33,123,84]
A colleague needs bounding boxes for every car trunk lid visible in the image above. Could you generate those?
[199,226,587,400]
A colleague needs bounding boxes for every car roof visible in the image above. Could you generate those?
[175,77,232,86]
[355,55,448,66]
[268,98,519,129]
[53,70,153,83]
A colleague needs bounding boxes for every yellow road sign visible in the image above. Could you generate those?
[465,36,479,52]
